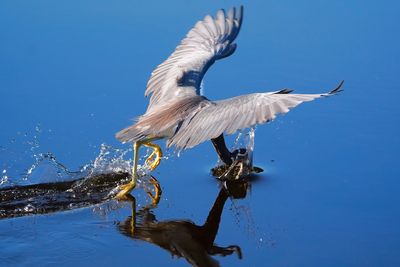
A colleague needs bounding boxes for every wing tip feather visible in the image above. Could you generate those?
[328,80,344,95]
[275,88,294,94]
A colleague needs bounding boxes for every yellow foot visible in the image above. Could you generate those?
[148,155,161,171]
[145,151,160,170]
[145,150,156,165]
[146,176,162,206]
[143,142,162,171]
[115,181,136,200]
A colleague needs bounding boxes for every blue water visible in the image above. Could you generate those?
[1,1,400,266]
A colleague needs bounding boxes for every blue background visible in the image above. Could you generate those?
[1,1,399,266]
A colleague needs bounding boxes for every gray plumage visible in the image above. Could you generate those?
[116,6,342,150]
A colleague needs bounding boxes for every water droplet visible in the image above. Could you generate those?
[0,175,9,186]
[24,204,35,212]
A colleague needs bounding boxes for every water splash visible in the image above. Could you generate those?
[212,127,259,179]
[0,124,44,187]
[0,127,164,188]
[81,143,132,176]
[24,152,80,184]
[232,127,256,166]
[0,141,165,219]
[1,169,8,186]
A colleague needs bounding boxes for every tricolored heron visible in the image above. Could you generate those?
[115,6,343,198]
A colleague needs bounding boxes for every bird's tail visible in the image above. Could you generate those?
[115,123,145,144]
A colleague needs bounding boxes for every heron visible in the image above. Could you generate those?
[115,6,343,198]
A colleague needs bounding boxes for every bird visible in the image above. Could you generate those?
[115,6,343,199]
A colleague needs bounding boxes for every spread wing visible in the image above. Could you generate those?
[167,81,344,149]
[144,6,244,112]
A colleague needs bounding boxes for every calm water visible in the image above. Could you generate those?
[1,1,400,266]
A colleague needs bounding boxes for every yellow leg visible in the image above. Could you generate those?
[145,150,156,165]
[143,142,162,171]
[115,141,162,200]
[116,141,141,199]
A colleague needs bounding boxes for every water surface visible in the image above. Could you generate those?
[1,1,399,266]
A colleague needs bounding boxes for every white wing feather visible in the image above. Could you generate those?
[144,6,244,113]
[168,83,343,149]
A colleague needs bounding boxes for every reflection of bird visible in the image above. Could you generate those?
[115,6,343,198]
[118,180,248,267]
